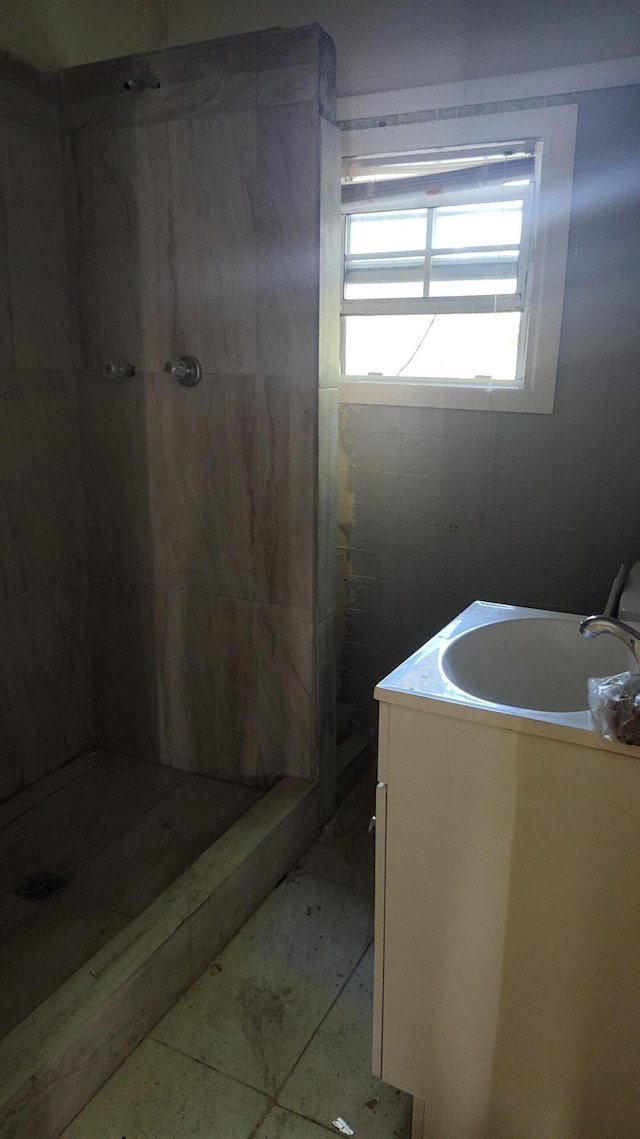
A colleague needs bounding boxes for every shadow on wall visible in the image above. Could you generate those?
[337,85,640,731]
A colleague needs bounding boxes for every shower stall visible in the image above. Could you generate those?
[0,25,339,1137]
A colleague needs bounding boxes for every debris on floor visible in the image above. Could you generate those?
[332,1117,355,1135]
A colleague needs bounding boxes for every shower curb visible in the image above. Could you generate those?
[0,777,319,1139]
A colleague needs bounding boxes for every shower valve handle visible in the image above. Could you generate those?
[164,356,202,387]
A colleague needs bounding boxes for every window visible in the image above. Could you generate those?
[339,107,578,413]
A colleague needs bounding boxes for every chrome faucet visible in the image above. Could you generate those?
[579,615,640,668]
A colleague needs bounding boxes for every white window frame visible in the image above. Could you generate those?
[339,105,578,413]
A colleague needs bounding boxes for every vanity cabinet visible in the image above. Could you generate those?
[374,640,640,1139]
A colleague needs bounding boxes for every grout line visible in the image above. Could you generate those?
[149,1037,273,1101]
[0,751,105,833]
[271,934,374,1103]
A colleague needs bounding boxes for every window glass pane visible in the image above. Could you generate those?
[344,281,425,299]
[347,210,428,254]
[343,312,521,380]
[433,201,523,249]
[429,251,519,296]
[428,280,518,296]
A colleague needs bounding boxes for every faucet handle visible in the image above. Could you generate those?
[164,356,202,387]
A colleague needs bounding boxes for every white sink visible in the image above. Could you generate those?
[441,615,635,712]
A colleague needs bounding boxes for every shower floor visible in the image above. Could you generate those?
[0,751,263,1040]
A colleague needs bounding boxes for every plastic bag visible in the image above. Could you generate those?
[588,670,640,745]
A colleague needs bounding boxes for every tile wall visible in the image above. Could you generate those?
[338,84,640,728]
[0,56,92,801]
[63,27,339,789]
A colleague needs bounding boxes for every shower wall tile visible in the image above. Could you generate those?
[0,581,92,794]
[72,121,169,373]
[317,386,338,624]
[70,25,337,789]
[256,102,320,375]
[165,590,258,782]
[319,119,341,389]
[61,24,324,133]
[0,178,13,367]
[0,370,85,599]
[256,63,318,108]
[159,371,258,599]
[0,48,60,134]
[256,373,315,609]
[62,70,255,135]
[89,578,169,762]
[165,110,258,374]
[257,604,314,782]
[0,119,74,370]
[78,371,162,583]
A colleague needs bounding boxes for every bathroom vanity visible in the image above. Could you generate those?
[373,602,640,1139]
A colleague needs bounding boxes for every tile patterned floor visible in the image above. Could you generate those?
[0,753,262,1037]
[61,771,412,1138]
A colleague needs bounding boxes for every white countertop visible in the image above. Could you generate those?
[374,601,640,756]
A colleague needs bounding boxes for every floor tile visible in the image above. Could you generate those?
[70,775,262,916]
[61,1037,269,1139]
[0,889,127,1037]
[253,1105,333,1137]
[0,752,187,893]
[297,768,376,898]
[152,871,374,1096]
[278,946,412,1139]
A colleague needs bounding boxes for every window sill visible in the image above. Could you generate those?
[338,377,554,413]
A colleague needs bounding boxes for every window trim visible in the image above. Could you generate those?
[339,105,578,413]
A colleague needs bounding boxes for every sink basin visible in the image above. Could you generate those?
[441,615,636,712]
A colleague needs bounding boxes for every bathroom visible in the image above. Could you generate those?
[0,2,639,1137]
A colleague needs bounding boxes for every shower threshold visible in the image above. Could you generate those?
[0,752,318,1139]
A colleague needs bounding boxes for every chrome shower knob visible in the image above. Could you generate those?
[164,356,202,387]
[103,361,135,378]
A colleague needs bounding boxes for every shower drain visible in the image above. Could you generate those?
[14,871,69,903]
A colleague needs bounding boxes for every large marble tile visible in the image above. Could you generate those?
[62,68,255,134]
[159,372,258,598]
[0,581,92,795]
[257,63,318,108]
[166,589,259,780]
[257,604,314,782]
[0,50,60,133]
[298,767,376,898]
[0,371,85,598]
[165,112,258,374]
[319,119,341,388]
[0,751,101,825]
[89,578,168,760]
[0,752,186,894]
[70,775,262,916]
[278,946,412,1139]
[256,103,321,375]
[0,890,128,1038]
[78,370,162,582]
[317,386,338,622]
[316,613,337,819]
[254,1106,331,1138]
[256,373,315,608]
[60,1037,268,1138]
[0,120,74,370]
[0,178,13,366]
[72,121,169,372]
[152,871,373,1096]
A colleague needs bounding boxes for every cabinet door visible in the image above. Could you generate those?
[372,777,387,1078]
[380,704,516,1137]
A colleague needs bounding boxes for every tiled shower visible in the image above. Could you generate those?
[0,25,339,800]
[0,26,340,1133]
